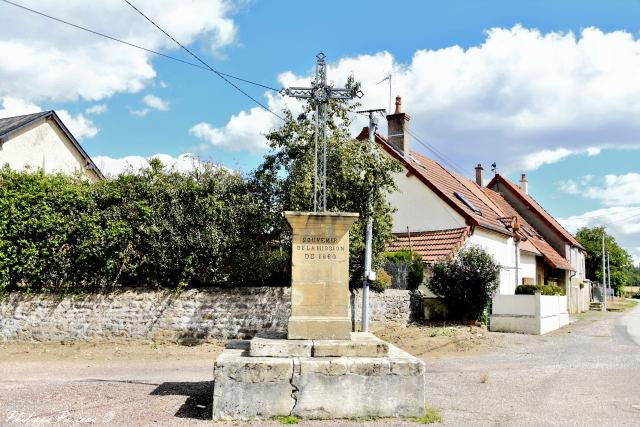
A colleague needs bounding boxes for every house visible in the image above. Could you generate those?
[0,111,103,181]
[487,174,590,312]
[358,96,587,314]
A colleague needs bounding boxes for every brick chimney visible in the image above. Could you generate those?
[475,164,484,187]
[386,95,410,154]
[519,174,529,194]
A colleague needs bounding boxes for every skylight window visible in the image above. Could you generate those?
[454,192,482,215]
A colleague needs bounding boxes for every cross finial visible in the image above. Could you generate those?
[394,96,402,114]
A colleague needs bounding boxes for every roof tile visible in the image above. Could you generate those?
[387,227,471,264]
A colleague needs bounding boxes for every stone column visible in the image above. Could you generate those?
[285,211,359,340]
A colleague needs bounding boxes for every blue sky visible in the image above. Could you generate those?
[1,0,640,261]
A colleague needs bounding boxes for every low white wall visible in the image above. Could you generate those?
[490,293,569,335]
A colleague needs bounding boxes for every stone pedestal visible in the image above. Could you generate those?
[212,336,426,420]
[285,211,358,340]
[212,211,426,421]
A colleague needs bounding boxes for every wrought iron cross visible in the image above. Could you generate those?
[280,52,363,212]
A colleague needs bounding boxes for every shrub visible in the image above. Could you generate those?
[515,284,565,296]
[0,163,285,293]
[427,245,500,320]
[384,250,425,290]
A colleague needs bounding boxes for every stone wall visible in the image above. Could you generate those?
[0,287,416,342]
[350,289,420,325]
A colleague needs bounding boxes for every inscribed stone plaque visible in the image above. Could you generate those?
[285,211,358,340]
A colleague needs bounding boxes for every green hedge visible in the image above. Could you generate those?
[515,284,566,296]
[0,162,287,294]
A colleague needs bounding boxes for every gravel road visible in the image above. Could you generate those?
[1,305,639,426]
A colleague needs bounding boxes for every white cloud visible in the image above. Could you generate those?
[557,175,593,195]
[0,0,237,115]
[0,97,97,140]
[85,104,107,115]
[198,26,640,172]
[93,153,211,176]
[557,173,640,207]
[189,103,278,152]
[128,107,150,118]
[583,173,640,206]
[560,206,640,265]
[0,97,40,117]
[142,94,169,111]
[517,148,573,171]
[56,110,98,139]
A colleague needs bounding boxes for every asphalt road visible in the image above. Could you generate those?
[428,303,640,426]
[0,305,639,426]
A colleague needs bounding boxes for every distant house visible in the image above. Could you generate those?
[357,96,588,314]
[0,110,103,181]
[487,174,589,312]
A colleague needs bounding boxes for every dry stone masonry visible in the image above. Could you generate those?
[0,287,415,342]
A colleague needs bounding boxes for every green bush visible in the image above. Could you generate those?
[0,162,285,294]
[515,284,565,296]
[426,245,500,321]
[384,250,425,290]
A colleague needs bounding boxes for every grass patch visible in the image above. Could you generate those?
[607,298,639,312]
[412,406,443,424]
[273,415,299,425]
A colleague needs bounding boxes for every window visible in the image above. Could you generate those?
[454,192,482,215]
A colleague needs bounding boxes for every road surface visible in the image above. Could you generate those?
[0,304,639,426]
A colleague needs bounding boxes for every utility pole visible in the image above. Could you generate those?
[607,252,612,300]
[356,107,386,332]
[602,230,607,310]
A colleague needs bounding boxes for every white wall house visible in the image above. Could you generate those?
[488,174,589,313]
[0,111,103,182]
[362,97,576,303]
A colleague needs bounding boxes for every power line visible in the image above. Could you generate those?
[568,207,640,221]
[122,0,284,121]
[0,0,281,93]
[372,111,466,174]
[406,129,466,175]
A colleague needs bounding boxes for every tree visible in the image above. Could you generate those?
[427,245,501,321]
[251,78,401,288]
[575,226,633,295]
[624,265,640,287]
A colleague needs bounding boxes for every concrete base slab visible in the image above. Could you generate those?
[212,342,425,420]
[249,332,389,358]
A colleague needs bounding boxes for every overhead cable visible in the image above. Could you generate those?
[0,0,282,101]
[122,0,284,121]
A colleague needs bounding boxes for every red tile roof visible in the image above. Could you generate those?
[387,227,471,264]
[355,127,575,271]
[356,127,513,237]
[483,188,575,271]
[487,174,585,250]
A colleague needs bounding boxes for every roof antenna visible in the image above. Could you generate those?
[376,74,392,116]
[491,162,498,175]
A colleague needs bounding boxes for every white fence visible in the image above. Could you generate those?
[490,293,569,335]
